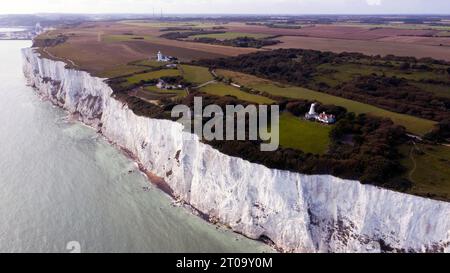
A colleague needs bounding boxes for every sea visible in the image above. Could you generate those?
[0,39,271,253]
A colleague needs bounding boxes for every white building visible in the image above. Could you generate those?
[305,103,336,124]
[35,23,44,35]
[157,51,171,62]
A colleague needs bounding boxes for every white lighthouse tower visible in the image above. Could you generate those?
[157,51,163,62]
[308,103,317,116]
[305,103,318,120]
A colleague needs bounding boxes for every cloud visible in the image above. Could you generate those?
[366,0,382,6]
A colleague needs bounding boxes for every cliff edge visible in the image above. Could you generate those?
[22,47,450,253]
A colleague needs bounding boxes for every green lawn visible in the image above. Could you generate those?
[131,59,167,68]
[216,69,436,135]
[126,69,180,84]
[317,63,450,83]
[189,32,270,40]
[400,144,450,201]
[200,83,275,104]
[252,83,436,136]
[144,86,188,98]
[278,113,332,154]
[98,65,150,78]
[179,65,214,84]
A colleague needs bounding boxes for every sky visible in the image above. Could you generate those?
[0,0,449,15]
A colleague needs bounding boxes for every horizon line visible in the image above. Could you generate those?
[1,12,450,16]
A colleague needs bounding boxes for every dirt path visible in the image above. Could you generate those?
[195,80,217,89]
[97,31,104,42]
[43,47,78,68]
[407,142,420,182]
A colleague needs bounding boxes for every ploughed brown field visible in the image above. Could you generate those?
[226,22,441,39]
[40,21,259,75]
[266,36,450,61]
[223,22,450,61]
[39,20,450,75]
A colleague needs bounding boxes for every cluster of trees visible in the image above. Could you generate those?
[333,75,450,122]
[205,111,409,190]
[159,76,192,87]
[194,36,280,48]
[113,79,411,189]
[159,30,225,40]
[279,99,347,120]
[328,113,409,188]
[32,34,68,47]
[197,48,450,122]
[160,29,280,48]
[246,22,303,29]
[197,49,336,85]
[425,119,450,143]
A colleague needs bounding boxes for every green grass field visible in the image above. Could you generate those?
[98,60,169,78]
[179,65,214,84]
[97,65,150,78]
[131,59,167,68]
[254,83,435,135]
[278,113,332,154]
[200,83,275,104]
[317,63,450,83]
[217,69,437,135]
[144,86,188,98]
[189,32,270,40]
[400,144,450,201]
[126,69,180,84]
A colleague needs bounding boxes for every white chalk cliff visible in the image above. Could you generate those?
[22,48,450,253]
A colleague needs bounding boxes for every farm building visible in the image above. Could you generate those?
[156,79,184,90]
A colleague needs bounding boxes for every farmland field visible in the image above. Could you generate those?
[376,36,450,47]
[40,21,258,75]
[97,64,150,78]
[126,69,180,84]
[316,63,450,84]
[144,86,188,98]
[226,23,441,39]
[199,83,275,104]
[189,32,271,40]
[120,20,221,29]
[334,23,450,31]
[130,59,167,68]
[266,36,450,61]
[217,69,437,135]
[179,65,214,84]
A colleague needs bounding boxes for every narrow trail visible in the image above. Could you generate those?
[408,144,418,182]
[43,47,78,68]
[195,80,217,89]
[97,31,104,42]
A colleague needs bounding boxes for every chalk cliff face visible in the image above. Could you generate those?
[22,48,450,253]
